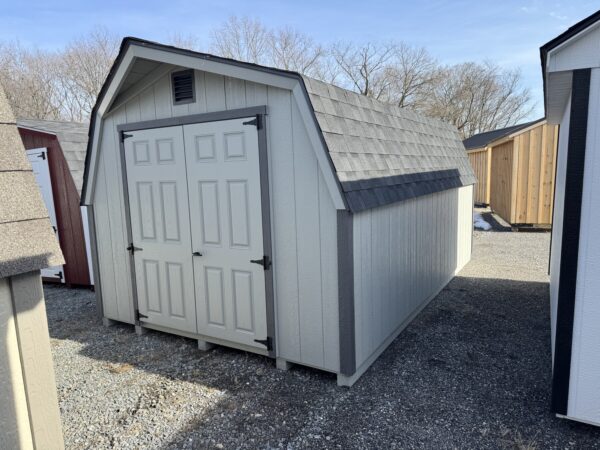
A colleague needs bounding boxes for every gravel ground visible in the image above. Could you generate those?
[46,216,600,449]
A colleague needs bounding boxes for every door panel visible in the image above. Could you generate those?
[124,127,197,333]
[184,118,267,349]
[26,148,64,282]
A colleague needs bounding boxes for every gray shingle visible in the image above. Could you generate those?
[0,84,64,278]
[17,118,89,196]
[301,75,476,212]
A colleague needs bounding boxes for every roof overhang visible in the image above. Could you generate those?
[81,38,346,209]
[541,10,600,123]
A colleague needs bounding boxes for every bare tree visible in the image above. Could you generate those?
[167,33,201,51]
[269,27,324,76]
[0,43,63,120]
[382,43,438,108]
[330,42,396,98]
[209,16,270,64]
[424,62,533,138]
[56,27,119,121]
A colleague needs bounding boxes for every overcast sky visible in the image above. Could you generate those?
[2,1,598,119]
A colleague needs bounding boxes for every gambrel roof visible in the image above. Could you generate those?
[83,38,475,212]
[0,85,64,278]
[18,119,89,196]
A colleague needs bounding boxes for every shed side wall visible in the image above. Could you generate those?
[352,185,473,369]
[19,129,91,285]
[93,69,340,371]
[467,148,489,205]
[568,67,600,425]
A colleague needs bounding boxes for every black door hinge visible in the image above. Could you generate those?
[127,243,143,254]
[250,255,271,270]
[55,271,63,280]
[254,336,272,351]
[121,131,133,142]
[243,115,262,130]
[38,152,46,160]
[135,309,148,321]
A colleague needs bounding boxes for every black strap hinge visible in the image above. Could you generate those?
[54,271,63,279]
[250,255,271,270]
[127,243,143,254]
[38,152,46,160]
[254,336,272,351]
[243,115,262,130]
[135,309,148,321]
[121,132,133,142]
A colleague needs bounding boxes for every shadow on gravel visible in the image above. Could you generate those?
[479,211,512,232]
[44,274,600,449]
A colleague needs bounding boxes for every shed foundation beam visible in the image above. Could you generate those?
[197,339,215,351]
[102,317,118,327]
[276,358,292,371]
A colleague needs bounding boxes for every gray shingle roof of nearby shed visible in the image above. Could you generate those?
[0,85,64,278]
[301,76,476,212]
[462,119,544,150]
[17,118,89,196]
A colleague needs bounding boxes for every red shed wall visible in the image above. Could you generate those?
[18,128,91,286]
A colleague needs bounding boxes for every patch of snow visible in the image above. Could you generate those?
[474,212,492,231]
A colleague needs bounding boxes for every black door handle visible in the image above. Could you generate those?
[193,251,203,256]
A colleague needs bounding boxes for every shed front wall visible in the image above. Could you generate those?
[490,140,515,223]
[0,272,64,449]
[92,67,340,372]
[352,185,473,372]
[513,123,558,225]
[467,148,490,205]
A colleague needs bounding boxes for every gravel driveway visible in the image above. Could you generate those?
[45,223,600,449]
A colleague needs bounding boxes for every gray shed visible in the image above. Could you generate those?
[82,38,475,385]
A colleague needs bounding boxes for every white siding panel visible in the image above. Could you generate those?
[353,186,472,369]
[96,68,340,371]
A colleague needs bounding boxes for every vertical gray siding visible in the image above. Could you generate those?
[92,68,340,372]
[352,185,472,369]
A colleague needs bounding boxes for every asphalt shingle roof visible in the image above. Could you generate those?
[302,76,476,212]
[462,119,544,150]
[0,85,64,278]
[17,118,89,196]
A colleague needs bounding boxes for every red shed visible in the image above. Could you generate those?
[17,119,93,286]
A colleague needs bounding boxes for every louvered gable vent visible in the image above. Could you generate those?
[171,69,195,104]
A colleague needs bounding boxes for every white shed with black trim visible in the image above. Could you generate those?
[82,38,475,386]
[542,10,600,426]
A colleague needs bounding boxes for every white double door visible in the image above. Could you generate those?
[124,118,268,350]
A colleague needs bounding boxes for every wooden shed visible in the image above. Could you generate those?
[82,38,475,386]
[464,119,558,227]
[0,83,65,448]
[543,9,600,427]
[17,119,94,286]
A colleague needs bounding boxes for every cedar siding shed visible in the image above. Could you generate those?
[0,83,65,448]
[464,119,558,227]
[542,9,600,427]
[82,38,475,385]
[17,119,93,286]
